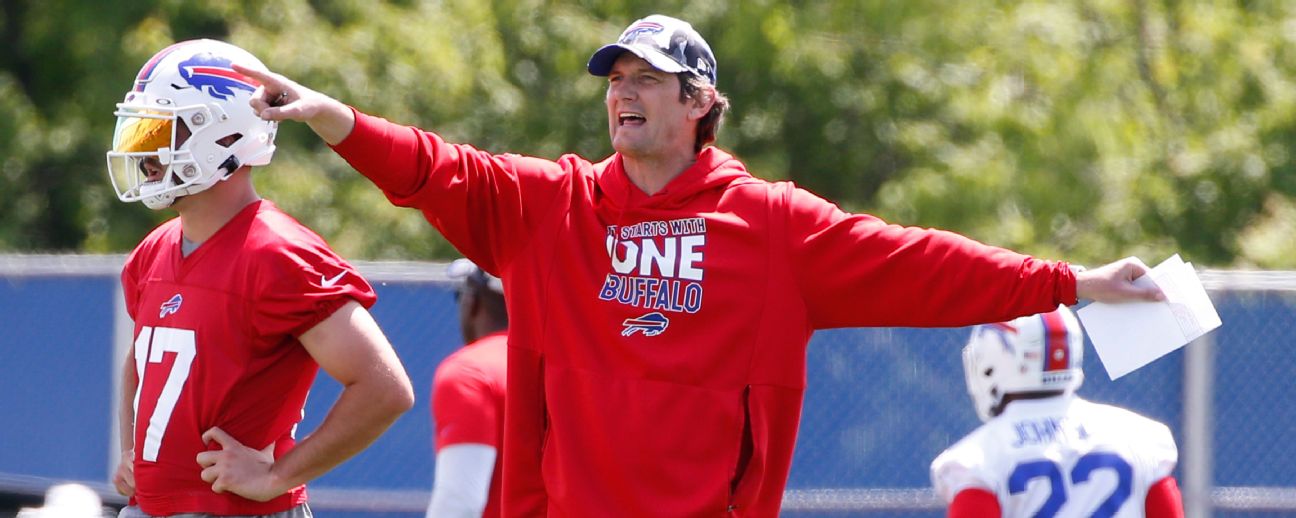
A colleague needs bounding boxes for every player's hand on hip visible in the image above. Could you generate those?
[1075,257,1166,303]
[196,427,284,502]
[113,449,135,497]
[232,64,355,145]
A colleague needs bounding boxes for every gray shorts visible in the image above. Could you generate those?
[118,503,311,518]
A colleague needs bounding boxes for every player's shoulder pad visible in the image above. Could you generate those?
[1083,400,1179,467]
[931,424,998,477]
[931,438,996,502]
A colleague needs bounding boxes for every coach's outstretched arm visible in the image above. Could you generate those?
[232,64,355,146]
[1075,257,1165,303]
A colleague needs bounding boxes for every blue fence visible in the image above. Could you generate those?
[2,257,1291,516]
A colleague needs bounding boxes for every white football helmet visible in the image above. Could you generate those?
[963,304,1085,422]
[106,39,276,209]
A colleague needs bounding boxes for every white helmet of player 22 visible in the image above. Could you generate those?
[106,39,276,210]
[962,304,1085,422]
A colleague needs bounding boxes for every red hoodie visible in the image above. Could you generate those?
[332,110,1076,517]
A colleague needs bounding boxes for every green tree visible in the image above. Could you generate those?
[2,0,1294,267]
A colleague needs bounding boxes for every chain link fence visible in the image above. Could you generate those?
[0,256,1291,516]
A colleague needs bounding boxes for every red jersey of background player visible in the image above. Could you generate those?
[332,112,1077,516]
[432,331,508,517]
[121,200,375,516]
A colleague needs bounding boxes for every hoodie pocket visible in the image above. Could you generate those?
[727,385,755,512]
[542,365,745,513]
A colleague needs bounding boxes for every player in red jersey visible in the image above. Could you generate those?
[426,259,509,518]
[931,306,1183,517]
[239,14,1164,516]
[106,39,414,517]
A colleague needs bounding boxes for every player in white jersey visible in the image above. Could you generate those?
[931,305,1184,517]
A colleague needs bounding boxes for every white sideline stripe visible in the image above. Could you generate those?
[0,254,460,284]
[781,488,943,510]
[307,488,431,511]
[1212,486,1296,510]
[307,487,1296,513]
[1198,270,1296,292]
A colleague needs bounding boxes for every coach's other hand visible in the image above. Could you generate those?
[1075,257,1166,303]
[233,63,356,146]
[197,427,284,502]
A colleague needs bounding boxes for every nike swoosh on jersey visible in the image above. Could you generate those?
[320,271,347,287]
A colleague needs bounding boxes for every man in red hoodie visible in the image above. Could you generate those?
[237,14,1163,517]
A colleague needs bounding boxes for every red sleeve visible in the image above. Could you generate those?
[1145,476,1184,518]
[329,109,571,275]
[121,249,142,322]
[785,186,1075,328]
[121,225,168,322]
[251,238,377,338]
[948,488,1000,518]
[432,359,500,449]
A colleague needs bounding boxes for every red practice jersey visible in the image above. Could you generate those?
[333,111,1077,517]
[432,331,508,517]
[121,200,376,516]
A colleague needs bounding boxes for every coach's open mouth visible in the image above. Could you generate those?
[618,112,646,126]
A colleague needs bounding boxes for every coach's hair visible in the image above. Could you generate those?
[677,73,729,153]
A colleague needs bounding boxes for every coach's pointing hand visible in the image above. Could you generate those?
[233,63,356,146]
[197,427,284,502]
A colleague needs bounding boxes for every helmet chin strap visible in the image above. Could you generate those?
[218,155,240,177]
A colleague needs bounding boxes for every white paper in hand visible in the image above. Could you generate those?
[1076,254,1222,379]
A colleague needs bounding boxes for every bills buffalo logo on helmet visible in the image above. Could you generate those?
[178,53,260,101]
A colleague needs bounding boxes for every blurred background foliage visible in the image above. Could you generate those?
[2,0,1294,267]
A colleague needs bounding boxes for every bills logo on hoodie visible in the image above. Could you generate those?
[598,217,707,317]
[621,312,670,336]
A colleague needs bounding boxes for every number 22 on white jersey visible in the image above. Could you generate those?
[1009,452,1133,517]
[132,326,196,462]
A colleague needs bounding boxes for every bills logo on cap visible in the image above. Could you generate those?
[621,312,669,337]
[620,21,665,42]
[178,54,261,101]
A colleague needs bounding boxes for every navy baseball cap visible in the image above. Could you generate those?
[587,14,717,85]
